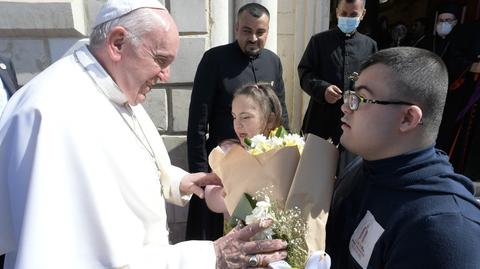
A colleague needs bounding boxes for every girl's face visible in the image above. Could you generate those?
[232,95,267,146]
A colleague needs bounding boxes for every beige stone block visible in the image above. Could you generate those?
[169,36,206,83]
[279,0,295,13]
[166,203,188,244]
[0,0,88,37]
[278,12,295,35]
[168,218,187,244]
[162,135,188,170]
[48,38,82,62]
[278,35,295,121]
[143,88,168,131]
[170,0,207,33]
[0,38,50,85]
[171,89,192,132]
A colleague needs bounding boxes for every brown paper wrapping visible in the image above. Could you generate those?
[285,134,338,252]
[209,144,300,214]
[208,134,337,252]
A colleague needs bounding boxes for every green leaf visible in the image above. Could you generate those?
[275,126,288,138]
[244,137,252,147]
[228,193,256,227]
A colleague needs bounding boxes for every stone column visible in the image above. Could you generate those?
[290,0,331,130]
[209,0,234,48]
[234,0,278,53]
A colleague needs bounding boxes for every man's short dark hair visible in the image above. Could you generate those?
[237,3,270,19]
[338,0,365,8]
[360,47,448,140]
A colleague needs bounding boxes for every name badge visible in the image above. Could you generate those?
[349,210,384,269]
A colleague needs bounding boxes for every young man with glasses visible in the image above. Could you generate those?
[325,47,480,269]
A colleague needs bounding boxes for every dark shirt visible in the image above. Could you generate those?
[298,28,377,144]
[326,146,480,269]
[187,41,289,173]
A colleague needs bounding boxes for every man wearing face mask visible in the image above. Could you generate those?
[298,0,377,173]
[431,3,461,61]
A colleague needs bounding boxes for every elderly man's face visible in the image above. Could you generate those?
[117,10,179,105]
[235,11,269,57]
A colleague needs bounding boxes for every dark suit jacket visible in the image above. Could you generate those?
[298,28,377,145]
[0,56,19,99]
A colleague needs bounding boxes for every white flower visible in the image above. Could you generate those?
[245,197,274,239]
[305,251,331,269]
[249,134,267,148]
[246,128,305,155]
[270,136,284,147]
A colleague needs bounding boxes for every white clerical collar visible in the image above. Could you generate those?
[74,45,128,105]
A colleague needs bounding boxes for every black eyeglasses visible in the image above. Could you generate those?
[343,90,416,111]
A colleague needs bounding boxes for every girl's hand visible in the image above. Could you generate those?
[205,185,229,214]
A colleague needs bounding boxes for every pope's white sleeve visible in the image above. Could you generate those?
[128,240,216,269]
[162,165,192,206]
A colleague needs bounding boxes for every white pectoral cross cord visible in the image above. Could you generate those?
[73,49,164,196]
[119,104,165,197]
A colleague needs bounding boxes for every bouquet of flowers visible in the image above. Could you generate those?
[238,187,308,268]
[233,187,331,269]
[208,128,338,256]
[245,127,305,155]
[209,127,302,215]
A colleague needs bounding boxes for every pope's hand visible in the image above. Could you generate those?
[213,219,287,269]
[180,172,222,199]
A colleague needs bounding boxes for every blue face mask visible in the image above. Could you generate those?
[436,22,453,37]
[338,17,360,34]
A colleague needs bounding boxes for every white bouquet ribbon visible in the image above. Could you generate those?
[304,251,331,269]
[268,251,331,269]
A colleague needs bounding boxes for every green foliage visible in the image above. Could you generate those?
[228,190,309,268]
[274,125,288,138]
[270,202,308,268]
[244,137,252,147]
[227,193,256,228]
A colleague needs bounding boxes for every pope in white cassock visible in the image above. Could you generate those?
[0,0,288,268]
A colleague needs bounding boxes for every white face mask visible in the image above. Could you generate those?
[436,22,453,37]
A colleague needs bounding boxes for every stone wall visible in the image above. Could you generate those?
[0,0,331,243]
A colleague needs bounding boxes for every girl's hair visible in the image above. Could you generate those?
[233,82,282,133]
